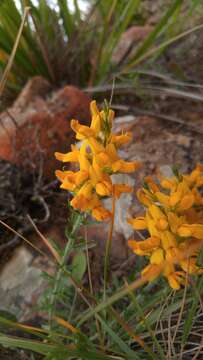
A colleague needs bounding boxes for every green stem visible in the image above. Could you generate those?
[103,188,116,300]
[49,234,75,332]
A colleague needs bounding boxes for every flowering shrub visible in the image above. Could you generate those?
[128,165,203,289]
[55,100,141,221]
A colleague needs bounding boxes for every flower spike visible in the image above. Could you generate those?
[55,100,141,221]
[128,165,203,290]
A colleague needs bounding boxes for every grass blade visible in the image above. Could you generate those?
[57,0,74,38]
[125,0,183,69]
[123,22,203,71]
[0,6,30,96]
[99,317,140,359]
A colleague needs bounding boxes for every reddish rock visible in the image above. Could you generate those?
[0,77,91,178]
[112,25,153,64]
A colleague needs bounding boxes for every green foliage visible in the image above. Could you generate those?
[0,207,202,359]
[71,251,87,282]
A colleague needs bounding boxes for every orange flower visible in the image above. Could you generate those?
[55,100,140,221]
[128,165,203,289]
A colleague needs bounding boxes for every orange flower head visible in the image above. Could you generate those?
[128,165,203,289]
[55,100,141,221]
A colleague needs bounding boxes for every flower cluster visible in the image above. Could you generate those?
[55,101,141,221]
[128,164,203,289]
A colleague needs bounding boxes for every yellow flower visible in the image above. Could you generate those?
[129,165,203,290]
[55,100,140,221]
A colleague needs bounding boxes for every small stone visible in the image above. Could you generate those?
[176,134,191,148]
[104,174,135,239]
[0,246,43,317]
[159,165,173,178]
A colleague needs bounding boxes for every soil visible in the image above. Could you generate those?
[0,347,43,359]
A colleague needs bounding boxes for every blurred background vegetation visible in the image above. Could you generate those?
[0,0,203,106]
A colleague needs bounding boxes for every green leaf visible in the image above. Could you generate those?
[0,334,117,359]
[96,0,140,83]
[0,335,60,355]
[57,0,74,38]
[72,251,87,282]
[0,311,17,331]
[128,290,165,360]
[181,295,198,345]
[99,317,140,360]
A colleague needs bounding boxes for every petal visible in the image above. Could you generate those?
[190,224,203,239]
[111,132,132,146]
[55,170,74,182]
[71,194,89,211]
[90,100,100,117]
[114,184,132,198]
[161,231,177,250]
[96,181,112,197]
[75,170,89,186]
[55,150,79,162]
[128,217,147,230]
[112,160,141,173]
[79,153,91,172]
[178,225,192,237]
[179,193,194,211]
[77,181,93,198]
[88,137,104,153]
[155,192,170,207]
[141,264,162,282]
[196,176,203,187]
[106,143,118,161]
[90,114,101,134]
[150,248,164,265]
[71,119,95,139]
[148,204,164,221]
[145,176,159,193]
[146,211,159,237]
[60,180,76,191]
[128,236,160,254]
[169,191,181,206]
[168,212,184,233]
[136,189,151,207]
[97,152,110,166]
[167,274,181,290]
[92,206,112,221]
[161,178,176,190]
[156,218,168,231]
[180,258,198,274]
